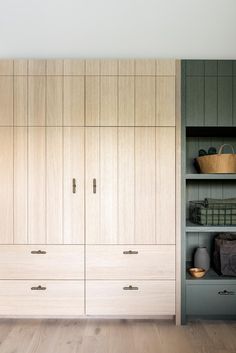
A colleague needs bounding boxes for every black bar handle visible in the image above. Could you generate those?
[123,285,139,291]
[31,285,47,291]
[218,290,235,295]
[123,250,138,255]
[31,250,46,255]
[93,178,97,194]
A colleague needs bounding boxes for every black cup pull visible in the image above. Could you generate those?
[31,285,47,291]
[123,285,139,291]
[218,290,235,296]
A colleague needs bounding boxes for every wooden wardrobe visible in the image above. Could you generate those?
[0,59,180,321]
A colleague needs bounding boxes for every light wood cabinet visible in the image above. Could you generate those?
[86,245,175,280]
[86,280,175,316]
[0,58,179,319]
[0,128,13,243]
[0,77,13,125]
[0,245,84,279]
[0,280,84,316]
[64,127,85,244]
[86,127,175,245]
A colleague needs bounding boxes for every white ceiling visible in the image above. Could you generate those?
[0,0,236,59]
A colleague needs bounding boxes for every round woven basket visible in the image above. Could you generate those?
[196,144,236,174]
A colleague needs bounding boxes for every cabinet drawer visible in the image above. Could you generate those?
[0,245,84,279]
[86,245,175,280]
[0,280,84,316]
[86,280,175,315]
[186,284,236,316]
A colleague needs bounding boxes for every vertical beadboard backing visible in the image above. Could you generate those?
[183,60,236,127]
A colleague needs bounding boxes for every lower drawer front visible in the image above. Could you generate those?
[0,245,84,279]
[86,245,175,280]
[86,280,175,316]
[0,281,84,316]
[187,284,236,316]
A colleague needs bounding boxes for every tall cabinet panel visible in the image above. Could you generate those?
[135,128,156,244]
[46,128,63,244]
[156,128,175,244]
[28,128,46,244]
[0,128,13,243]
[14,128,28,244]
[64,128,84,244]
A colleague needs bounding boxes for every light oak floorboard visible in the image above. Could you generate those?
[0,320,235,353]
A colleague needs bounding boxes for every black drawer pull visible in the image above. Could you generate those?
[123,250,138,255]
[31,250,46,255]
[123,285,139,291]
[31,285,46,291]
[218,290,235,296]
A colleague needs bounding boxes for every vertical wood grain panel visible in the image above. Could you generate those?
[118,76,134,126]
[64,76,84,126]
[85,60,100,75]
[100,128,117,243]
[135,128,155,244]
[118,128,134,243]
[28,60,46,75]
[0,77,13,125]
[100,77,117,126]
[28,127,46,244]
[100,60,118,75]
[28,76,46,126]
[118,60,135,75]
[156,60,176,76]
[0,128,13,244]
[46,128,63,244]
[46,60,63,75]
[156,77,175,126]
[85,128,100,244]
[156,128,175,244]
[13,60,27,75]
[86,76,100,126]
[64,60,85,75]
[135,77,155,126]
[186,77,204,126]
[204,77,217,126]
[218,77,233,126]
[0,60,13,75]
[64,128,84,244]
[135,60,155,75]
[46,76,63,126]
[14,76,27,126]
[14,127,27,244]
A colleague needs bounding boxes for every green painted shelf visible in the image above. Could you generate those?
[186,220,236,233]
[186,174,236,180]
[186,267,236,284]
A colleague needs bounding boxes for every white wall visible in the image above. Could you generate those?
[0,0,236,59]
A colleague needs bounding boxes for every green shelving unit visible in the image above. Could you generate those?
[181,60,236,323]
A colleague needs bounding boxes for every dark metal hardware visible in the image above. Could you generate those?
[72,178,77,193]
[31,250,46,255]
[93,178,97,194]
[123,285,139,291]
[218,290,235,296]
[31,285,47,291]
[123,250,138,255]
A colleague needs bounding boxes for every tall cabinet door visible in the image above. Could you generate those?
[0,128,13,243]
[86,127,118,244]
[64,128,84,244]
[86,127,175,245]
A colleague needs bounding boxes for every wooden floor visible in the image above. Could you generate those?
[0,319,235,353]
